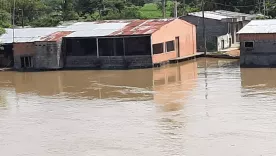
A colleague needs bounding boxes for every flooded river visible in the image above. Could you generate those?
[1,58,276,156]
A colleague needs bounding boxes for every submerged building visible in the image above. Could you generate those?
[238,20,276,67]
[180,10,258,52]
[0,19,197,70]
[63,19,196,69]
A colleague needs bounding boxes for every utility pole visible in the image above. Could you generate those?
[202,0,207,55]
[183,0,186,15]
[12,0,16,43]
[19,9,24,28]
[263,0,266,16]
[174,0,178,18]
[162,0,166,18]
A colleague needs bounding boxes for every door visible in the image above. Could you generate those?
[221,40,225,50]
[175,37,180,57]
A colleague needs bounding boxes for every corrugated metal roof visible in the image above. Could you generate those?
[0,28,64,43]
[0,19,176,43]
[238,20,276,34]
[40,31,74,41]
[187,10,257,21]
[65,21,130,37]
[110,19,174,36]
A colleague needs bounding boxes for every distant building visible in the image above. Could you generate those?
[0,19,197,70]
[180,10,258,52]
[238,20,276,67]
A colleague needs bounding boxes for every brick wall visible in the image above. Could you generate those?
[34,41,62,69]
[65,55,153,69]
[240,40,276,67]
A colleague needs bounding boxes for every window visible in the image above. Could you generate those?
[99,38,124,56]
[125,37,151,56]
[244,41,254,48]
[166,41,175,52]
[20,56,33,68]
[153,43,164,54]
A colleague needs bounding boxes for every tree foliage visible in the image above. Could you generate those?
[0,0,276,29]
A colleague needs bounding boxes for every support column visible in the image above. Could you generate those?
[96,38,99,58]
[231,23,237,44]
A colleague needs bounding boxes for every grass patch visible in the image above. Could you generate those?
[140,3,173,19]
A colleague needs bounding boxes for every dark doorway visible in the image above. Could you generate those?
[221,40,225,49]
[175,37,180,57]
[0,44,14,67]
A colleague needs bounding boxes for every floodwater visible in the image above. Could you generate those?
[1,58,276,156]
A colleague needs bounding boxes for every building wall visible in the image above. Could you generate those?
[180,16,228,51]
[240,34,276,67]
[151,19,196,64]
[13,43,36,69]
[65,56,153,69]
[217,34,232,51]
[34,41,63,69]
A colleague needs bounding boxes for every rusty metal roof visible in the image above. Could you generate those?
[66,19,176,37]
[0,19,177,43]
[110,19,175,36]
[40,31,74,41]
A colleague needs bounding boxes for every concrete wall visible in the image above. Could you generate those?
[13,43,36,69]
[34,41,63,69]
[65,55,153,69]
[180,16,228,51]
[240,34,276,67]
[217,34,232,51]
[13,41,62,70]
[151,19,196,64]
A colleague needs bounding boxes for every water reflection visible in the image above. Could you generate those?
[153,61,197,112]
[241,68,276,97]
[2,58,276,156]
[0,60,198,108]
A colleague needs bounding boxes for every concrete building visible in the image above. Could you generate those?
[238,20,276,67]
[63,19,197,69]
[180,10,258,52]
[0,19,196,70]
[12,31,72,70]
[0,28,66,70]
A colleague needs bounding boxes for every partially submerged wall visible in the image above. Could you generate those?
[13,43,35,69]
[34,41,63,69]
[240,34,276,67]
[151,19,196,64]
[65,56,153,69]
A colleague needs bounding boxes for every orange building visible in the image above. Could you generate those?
[63,19,197,69]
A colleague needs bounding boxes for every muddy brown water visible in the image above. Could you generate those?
[1,58,276,156]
